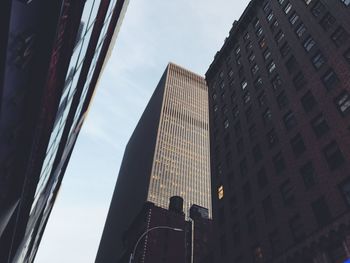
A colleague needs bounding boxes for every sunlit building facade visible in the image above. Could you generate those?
[0,0,128,262]
[96,63,211,262]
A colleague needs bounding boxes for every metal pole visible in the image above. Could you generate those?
[129,226,183,263]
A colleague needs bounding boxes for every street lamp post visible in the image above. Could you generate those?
[128,226,183,263]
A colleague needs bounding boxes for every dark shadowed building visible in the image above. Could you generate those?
[96,63,212,262]
[206,0,350,262]
[118,197,213,263]
[0,0,128,262]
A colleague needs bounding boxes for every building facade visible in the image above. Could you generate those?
[206,0,350,262]
[96,63,212,262]
[0,0,128,262]
[118,197,213,263]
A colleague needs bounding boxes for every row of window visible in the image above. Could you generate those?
[219,177,350,256]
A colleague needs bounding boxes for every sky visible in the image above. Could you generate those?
[35,0,250,262]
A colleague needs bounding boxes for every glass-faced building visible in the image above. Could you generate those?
[96,63,211,262]
[0,0,128,262]
[206,0,350,262]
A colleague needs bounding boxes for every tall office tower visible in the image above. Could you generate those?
[0,0,128,262]
[206,0,350,262]
[96,63,211,262]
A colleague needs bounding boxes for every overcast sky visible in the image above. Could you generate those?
[35,0,250,262]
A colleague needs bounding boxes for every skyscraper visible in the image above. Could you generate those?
[0,0,129,262]
[206,0,350,262]
[96,62,211,262]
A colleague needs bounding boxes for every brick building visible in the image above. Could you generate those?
[206,0,350,262]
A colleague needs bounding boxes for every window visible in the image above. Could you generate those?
[283,111,297,130]
[284,2,292,14]
[293,71,307,90]
[273,152,286,174]
[289,214,305,242]
[246,211,257,234]
[235,46,241,56]
[251,64,259,75]
[267,61,276,74]
[254,77,263,90]
[300,161,317,189]
[249,124,257,140]
[240,158,248,177]
[301,90,317,112]
[224,119,230,129]
[253,246,264,262]
[344,49,350,65]
[275,30,285,44]
[253,144,263,162]
[218,185,224,200]
[271,20,279,33]
[249,52,256,63]
[280,42,291,57]
[271,74,283,91]
[335,91,350,116]
[277,91,289,109]
[256,27,263,37]
[244,32,250,41]
[267,11,274,22]
[304,0,312,4]
[320,12,335,31]
[290,133,306,156]
[323,141,345,170]
[289,11,299,25]
[219,81,225,90]
[331,26,349,47]
[278,0,286,5]
[295,23,307,38]
[258,92,267,107]
[212,92,217,100]
[303,36,316,52]
[236,57,242,66]
[322,69,339,90]
[311,51,326,70]
[233,106,240,119]
[311,1,326,17]
[263,49,272,61]
[311,114,330,137]
[243,91,251,105]
[228,68,234,78]
[216,164,223,177]
[254,19,260,29]
[262,195,275,221]
[312,196,332,226]
[285,56,298,73]
[259,38,267,49]
[263,2,271,13]
[280,179,295,205]
[241,80,248,90]
[340,178,350,206]
[257,167,268,188]
[243,182,252,202]
[263,108,273,124]
[340,0,350,6]
[246,41,253,51]
[267,129,278,148]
